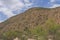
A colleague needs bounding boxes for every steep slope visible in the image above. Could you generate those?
[0,7,60,40]
[0,8,49,31]
[0,7,60,30]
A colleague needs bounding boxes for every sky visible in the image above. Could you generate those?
[0,0,60,23]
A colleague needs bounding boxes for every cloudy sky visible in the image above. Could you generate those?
[0,0,60,23]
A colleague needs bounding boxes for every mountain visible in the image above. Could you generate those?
[0,7,60,40]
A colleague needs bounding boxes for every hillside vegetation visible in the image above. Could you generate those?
[0,7,60,40]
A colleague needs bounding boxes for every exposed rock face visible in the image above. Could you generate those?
[13,37,20,40]
[28,38,35,40]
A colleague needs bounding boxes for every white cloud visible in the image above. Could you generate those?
[0,1,3,6]
[2,0,25,11]
[1,0,33,11]
[49,0,60,8]
[24,0,33,7]
[0,20,3,23]
[24,0,30,3]
[0,0,25,18]
[0,0,33,22]
[0,7,16,17]
[49,4,60,8]
[50,0,55,2]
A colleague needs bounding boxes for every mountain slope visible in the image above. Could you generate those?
[0,7,60,40]
[0,8,49,31]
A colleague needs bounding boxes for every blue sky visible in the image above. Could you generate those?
[0,0,60,23]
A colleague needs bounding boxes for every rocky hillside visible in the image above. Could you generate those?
[0,7,60,40]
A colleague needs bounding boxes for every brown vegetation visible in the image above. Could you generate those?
[0,7,60,40]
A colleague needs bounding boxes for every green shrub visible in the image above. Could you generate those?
[30,25,47,36]
[45,19,60,35]
[2,30,22,40]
